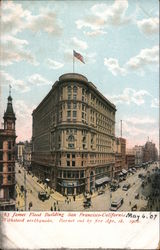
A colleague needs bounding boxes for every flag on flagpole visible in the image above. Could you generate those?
[73,50,85,64]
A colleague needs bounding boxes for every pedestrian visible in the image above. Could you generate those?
[129,201,131,206]
[67,200,69,204]
[69,198,71,203]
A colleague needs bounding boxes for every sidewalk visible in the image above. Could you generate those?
[15,184,25,210]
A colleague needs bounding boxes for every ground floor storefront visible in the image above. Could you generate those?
[31,162,114,196]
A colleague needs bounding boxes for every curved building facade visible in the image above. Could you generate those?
[32,73,116,195]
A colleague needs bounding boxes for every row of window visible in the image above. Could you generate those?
[0,175,15,184]
[0,165,15,172]
[0,140,14,150]
[0,152,13,161]
[58,170,85,179]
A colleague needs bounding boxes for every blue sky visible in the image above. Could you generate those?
[0,0,159,150]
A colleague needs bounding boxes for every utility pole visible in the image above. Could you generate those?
[23,157,27,210]
[120,120,123,137]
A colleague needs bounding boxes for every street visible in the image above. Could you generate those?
[15,162,159,211]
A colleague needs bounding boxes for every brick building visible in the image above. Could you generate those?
[0,94,16,210]
[32,73,116,195]
[126,149,135,169]
[114,137,126,178]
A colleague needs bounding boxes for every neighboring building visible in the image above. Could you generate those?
[0,94,16,210]
[23,140,32,171]
[119,137,126,169]
[32,73,116,195]
[126,149,135,169]
[133,145,143,166]
[114,137,126,178]
[143,141,158,163]
[17,142,24,163]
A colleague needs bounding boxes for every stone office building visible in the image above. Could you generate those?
[0,94,16,210]
[32,73,116,195]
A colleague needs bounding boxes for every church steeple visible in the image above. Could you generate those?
[3,85,16,131]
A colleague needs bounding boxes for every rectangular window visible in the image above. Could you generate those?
[0,176,3,185]
[67,154,70,158]
[72,161,75,166]
[0,152,3,160]
[68,94,71,100]
[80,171,84,178]
[82,96,84,102]
[67,111,71,117]
[8,166,12,172]
[82,112,84,119]
[73,111,77,118]
[73,95,77,100]
[67,102,71,109]
[67,172,71,178]
[0,164,3,172]
[0,139,3,149]
[72,154,75,158]
[8,141,12,149]
[63,171,66,178]
[8,153,11,160]
[67,161,70,166]
[73,102,77,109]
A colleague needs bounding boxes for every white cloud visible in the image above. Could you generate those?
[1,1,30,35]
[0,70,29,92]
[27,74,51,86]
[127,45,159,71]
[71,37,88,50]
[47,58,64,70]
[107,88,151,105]
[1,1,62,36]
[76,17,105,31]
[104,58,127,76]
[26,11,62,36]
[84,30,107,37]
[151,98,159,108]
[91,0,130,26]
[125,116,156,125]
[76,0,130,33]
[0,35,38,66]
[137,17,159,35]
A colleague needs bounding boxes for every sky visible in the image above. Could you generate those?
[0,0,159,150]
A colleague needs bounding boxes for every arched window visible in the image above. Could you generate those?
[68,135,75,142]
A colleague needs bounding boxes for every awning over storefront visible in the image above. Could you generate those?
[122,169,127,174]
[95,176,111,186]
[58,181,78,187]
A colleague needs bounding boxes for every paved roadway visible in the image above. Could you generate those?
[15,163,57,211]
[15,162,157,211]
